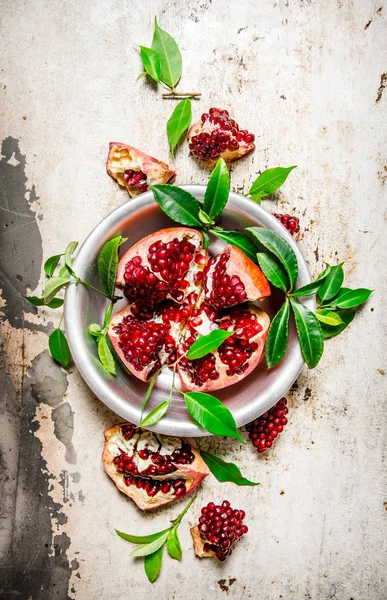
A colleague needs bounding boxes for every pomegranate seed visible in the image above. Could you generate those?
[194,501,247,561]
[246,397,289,453]
[274,214,300,237]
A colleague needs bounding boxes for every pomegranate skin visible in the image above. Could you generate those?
[107,142,176,197]
[188,108,255,167]
[102,423,209,511]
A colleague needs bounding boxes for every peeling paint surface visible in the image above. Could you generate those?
[0,1,387,599]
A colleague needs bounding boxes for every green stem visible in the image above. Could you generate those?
[59,312,64,328]
[76,278,111,299]
[172,495,197,527]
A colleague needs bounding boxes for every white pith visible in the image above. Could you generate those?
[106,429,192,492]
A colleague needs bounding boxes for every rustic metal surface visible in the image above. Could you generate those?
[1,1,386,599]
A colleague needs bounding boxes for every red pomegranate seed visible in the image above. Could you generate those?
[195,500,247,561]
[246,397,289,453]
[274,214,300,237]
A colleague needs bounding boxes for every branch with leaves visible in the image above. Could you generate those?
[138,17,200,99]
[116,495,196,583]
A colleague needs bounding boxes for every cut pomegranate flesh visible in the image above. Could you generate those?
[188,108,255,166]
[191,500,248,561]
[103,423,209,510]
[106,142,175,197]
[109,227,271,391]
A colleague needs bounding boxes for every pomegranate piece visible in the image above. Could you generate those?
[202,245,271,310]
[109,227,271,391]
[178,305,270,392]
[274,214,300,240]
[246,397,289,453]
[188,108,255,167]
[191,500,248,561]
[116,227,207,312]
[103,423,209,510]
[107,142,175,197]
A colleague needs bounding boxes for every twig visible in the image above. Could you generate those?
[162,91,202,99]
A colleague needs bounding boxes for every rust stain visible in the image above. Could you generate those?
[376,73,387,104]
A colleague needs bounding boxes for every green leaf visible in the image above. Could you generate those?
[202,230,210,249]
[49,328,71,367]
[98,336,116,375]
[64,241,79,275]
[198,209,214,225]
[115,528,170,545]
[328,287,373,309]
[203,159,230,219]
[256,252,288,292]
[167,527,182,560]
[200,450,258,486]
[139,45,161,82]
[139,401,169,428]
[130,531,169,557]
[43,276,71,304]
[44,254,63,277]
[135,71,147,84]
[88,323,102,337]
[97,236,126,300]
[58,264,71,278]
[316,309,343,326]
[247,227,298,290]
[291,265,332,297]
[209,229,258,263]
[166,98,192,157]
[290,299,324,368]
[265,299,290,368]
[318,263,344,302]
[144,546,163,583]
[187,329,233,360]
[152,16,182,89]
[184,391,245,443]
[24,296,64,308]
[103,303,114,329]
[320,310,355,339]
[249,166,296,202]
[151,185,202,227]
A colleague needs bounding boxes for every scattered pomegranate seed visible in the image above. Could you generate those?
[246,397,289,453]
[274,214,300,237]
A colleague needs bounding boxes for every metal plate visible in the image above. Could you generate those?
[64,186,315,437]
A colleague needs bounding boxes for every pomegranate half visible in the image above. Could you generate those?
[103,422,209,510]
[107,142,175,197]
[188,108,255,167]
[108,227,271,391]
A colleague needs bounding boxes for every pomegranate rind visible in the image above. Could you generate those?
[102,424,210,511]
[190,525,215,558]
[116,227,206,289]
[107,142,176,197]
[188,120,255,168]
[178,305,270,392]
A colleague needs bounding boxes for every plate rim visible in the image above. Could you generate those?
[64,185,315,437]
